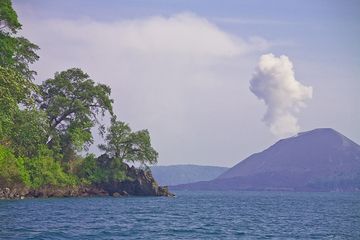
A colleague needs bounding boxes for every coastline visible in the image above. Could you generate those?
[0,165,174,200]
[0,184,173,200]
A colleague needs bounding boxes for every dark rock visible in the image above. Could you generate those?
[97,154,174,197]
[158,186,175,197]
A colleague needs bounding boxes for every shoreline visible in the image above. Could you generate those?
[0,184,174,200]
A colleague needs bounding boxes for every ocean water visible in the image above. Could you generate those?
[0,191,359,239]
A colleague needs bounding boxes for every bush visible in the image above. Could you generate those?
[9,110,49,158]
[77,154,108,184]
[0,145,23,186]
[0,145,77,188]
[24,155,77,188]
[77,154,127,184]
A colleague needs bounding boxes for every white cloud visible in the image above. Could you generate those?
[28,13,267,59]
[213,17,296,25]
[249,54,313,137]
[18,12,271,166]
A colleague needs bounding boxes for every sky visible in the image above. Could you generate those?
[13,0,360,167]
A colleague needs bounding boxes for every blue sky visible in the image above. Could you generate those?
[13,0,360,166]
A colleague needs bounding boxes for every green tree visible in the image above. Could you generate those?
[76,154,110,184]
[0,0,39,80]
[23,154,77,188]
[0,67,37,142]
[39,68,113,160]
[9,109,49,158]
[0,0,21,33]
[0,0,38,143]
[0,67,35,108]
[99,117,158,166]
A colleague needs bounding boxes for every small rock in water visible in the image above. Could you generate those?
[112,192,121,197]
[121,191,129,196]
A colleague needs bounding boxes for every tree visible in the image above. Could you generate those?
[99,117,158,166]
[0,66,37,142]
[0,0,39,142]
[39,68,113,160]
[0,0,21,33]
[0,66,36,110]
[9,109,49,158]
[0,0,39,80]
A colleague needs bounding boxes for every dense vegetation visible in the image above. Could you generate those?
[0,0,158,190]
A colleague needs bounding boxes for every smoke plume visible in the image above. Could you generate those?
[250,54,313,137]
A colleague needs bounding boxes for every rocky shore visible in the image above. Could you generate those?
[0,164,174,200]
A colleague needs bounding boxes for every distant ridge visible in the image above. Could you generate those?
[151,164,228,186]
[172,128,360,192]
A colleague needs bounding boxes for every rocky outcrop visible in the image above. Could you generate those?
[0,185,29,199]
[99,164,174,197]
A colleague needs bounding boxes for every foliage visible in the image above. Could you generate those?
[0,145,23,186]
[99,117,158,166]
[0,0,39,80]
[0,110,13,145]
[0,0,38,141]
[0,0,21,33]
[15,156,31,186]
[0,67,37,141]
[76,154,107,184]
[0,145,76,188]
[8,110,49,157]
[0,2,92,190]
[76,154,127,184]
[0,35,40,80]
[0,66,36,109]
[39,68,113,161]
[23,154,77,188]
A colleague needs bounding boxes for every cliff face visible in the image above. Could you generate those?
[0,156,174,200]
[99,164,173,197]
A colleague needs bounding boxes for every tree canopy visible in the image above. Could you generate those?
[99,117,158,166]
[0,0,39,80]
[0,49,37,143]
[0,66,36,110]
[0,0,21,33]
[38,68,114,160]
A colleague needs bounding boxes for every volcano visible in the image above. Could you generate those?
[172,128,360,191]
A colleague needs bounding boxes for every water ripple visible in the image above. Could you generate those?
[1,191,360,239]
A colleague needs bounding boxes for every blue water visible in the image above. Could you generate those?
[1,191,359,239]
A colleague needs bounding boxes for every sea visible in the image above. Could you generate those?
[0,191,359,239]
